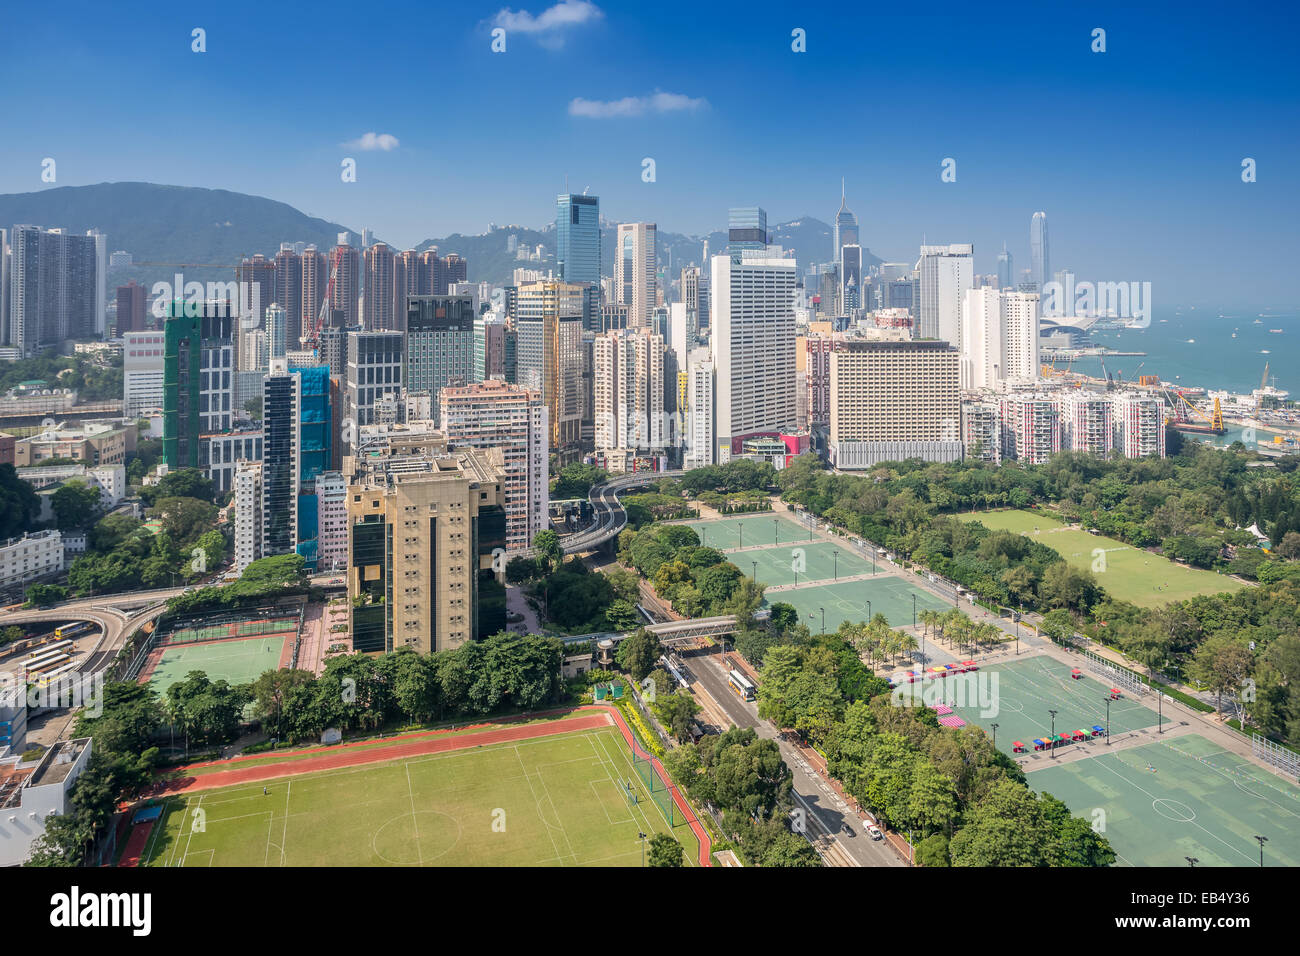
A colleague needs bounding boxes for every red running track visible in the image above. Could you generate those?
[118,821,154,867]
[147,705,712,867]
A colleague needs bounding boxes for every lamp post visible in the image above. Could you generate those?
[1049,709,1058,759]
[991,723,999,749]
[1186,856,1199,868]
[738,522,743,549]
[774,518,779,545]
[912,593,917,628]
[865,600,872,623]
[639,831,647,867]
[1255,835,1268,868]
[833,549,839,582]
[1158,683,1163,734]
[1104,696,1111,746]
[752,561,758,582]
[819,607,825,635]
[1013,612,1020,656]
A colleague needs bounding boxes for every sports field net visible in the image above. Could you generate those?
[160,617,298,646]
[632,749,676,827]
[1080,649,1147,695]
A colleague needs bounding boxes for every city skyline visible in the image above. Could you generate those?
[1,1,1296,305]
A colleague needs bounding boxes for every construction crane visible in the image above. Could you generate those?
[1163,389,1225,434]
[1256,362,1270,413]
[309,246,346,348]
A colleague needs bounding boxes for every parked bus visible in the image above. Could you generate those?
[54,622,95,640]
[728,669,756,701]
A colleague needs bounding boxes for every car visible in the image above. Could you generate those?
[841,823,854,837]
[867,824,883,841]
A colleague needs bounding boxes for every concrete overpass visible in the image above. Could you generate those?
[513,469,685,559]
[560,614,744,649]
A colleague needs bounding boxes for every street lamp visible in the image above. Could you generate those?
[1013,612,1020,656]
[1049,709,1058,759]
[774,518,779,545]
[1186,856,1199,868]
[833,549,839,582]
[865,599,871,623]
[819,607,825,634]
[1255,835,1268,868]
[738,522,743,549]
[639,831,647,867]
[991,723,999,749]
[1157,683,1163,734]
[1104,696,1111,746]
[912,593,917,628]
[752,561,758,582]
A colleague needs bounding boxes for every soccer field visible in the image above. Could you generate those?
[1030,734,1300,867]
[959,509,1246,607]
[146,634,289,692]
[140,725,700,867]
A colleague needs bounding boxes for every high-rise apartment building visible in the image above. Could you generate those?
[233,460,262,574]
[1115,392,1166,458]
[440,378,548,550]
[961,287,1040,390]
[999,395,1061,464]
[273,245,303,348]
[684,348,715,470]
[8,225,99,354]
[828,335,962,469]
[315,470,348,572]
[710,249,797,458]
[237,254,275,329]
[405,295,475,424]
[330,242,362,327]
[301,246,328,338]
[593,328,667,462]
[556,194,601,285]
[917,244,974,345]
[363,242,397,330]
[261,364,301,559]
[615,223,656,328]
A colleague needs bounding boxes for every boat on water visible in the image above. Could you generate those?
[1262,349,1271,354]
[1186,338,1196,344]
[1269,329,1284,334]
[1254,319,1264,324]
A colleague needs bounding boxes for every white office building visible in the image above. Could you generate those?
[233,460,262,574]
[710,249,798,460]
[0,530,64,590]
[684,348,716,470]
[961,287,1040,390]
[917,244,974,345]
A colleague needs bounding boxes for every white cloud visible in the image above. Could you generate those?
[344,132,400,151]
[568,91,708,119]
[492,1,603,47]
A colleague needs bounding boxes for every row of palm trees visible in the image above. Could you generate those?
[838,615,919,669]
[917,608,1007,659]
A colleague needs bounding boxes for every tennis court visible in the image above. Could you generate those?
[764,576,951,633]
[140,723,700,867]
[145,634,288,691]
[1030,733,1300,867]
[684,514,814,551]
[945,655,1158,746]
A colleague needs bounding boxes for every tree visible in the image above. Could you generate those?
[51,479,101,529]
[915,833,951,867]
[617,629,662,681]
[648,833,683,867]
[1189,635,1255,712]
[25,583,68,607]
[658,690,702,742]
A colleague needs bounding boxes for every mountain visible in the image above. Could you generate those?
[0,182,359,289]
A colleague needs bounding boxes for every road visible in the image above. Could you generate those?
[677,644,903,868]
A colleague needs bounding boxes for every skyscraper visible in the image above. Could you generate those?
[917,244,974,345]
[274,245,303,347]
[516,281,585,450]
[711,248,797,458]
[840,243,863,315]
[556,193,601,286]
[1030,211,1050,293]
[330,242,362,328]
[8,225,99,354]
[237,254,275,328]
[960,287,1040,390]
[727,207,768,259]
[833,179,859,255]
[363,242,397,330]
[115,281,148,334]
[86,229,107,335]
[261,362,301,559]
[405,295,476,424]
[615,222,656,328]
[301,245,328,338]
[997,242,1013,290]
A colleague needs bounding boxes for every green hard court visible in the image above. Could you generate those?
[736,540,876,587]
[684,514,814,551]
[147,634,289,692]
[141,725,699,867]
[1029,734,1300,867]
[942,655,1159,749]
[764,577,950,634]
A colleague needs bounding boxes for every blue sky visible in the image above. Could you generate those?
[2,0,1298,304]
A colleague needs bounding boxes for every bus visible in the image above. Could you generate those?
[55,622,95,640]
[728,669,756,701]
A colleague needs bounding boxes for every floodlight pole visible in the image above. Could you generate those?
[1105,698,1111,746]
[1049,709,1058,759]
[1255,835,1268,868]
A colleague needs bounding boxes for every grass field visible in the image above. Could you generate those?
[763,577,950,633]
[1030,734,1300,867]
[141,724,699,867]
[146,634,289,692]
[684,514,814,550]
[959,509,1247,607]
[946,656,1159,747]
